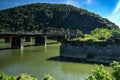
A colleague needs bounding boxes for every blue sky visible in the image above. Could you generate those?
[0,0,120,27]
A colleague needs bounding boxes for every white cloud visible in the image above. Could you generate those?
[108,13,120,27]
[113,0,120,14]
[64,0,82,7]
[107,0,120,27]
[65,0,78,6]
[64,0,93,7]
[87,0,92,4]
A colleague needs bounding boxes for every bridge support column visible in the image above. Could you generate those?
[5,37,11,43]
[25,37,32,42]
[11,37,23,49]
[57,36,66,42]
[35,36,47,46]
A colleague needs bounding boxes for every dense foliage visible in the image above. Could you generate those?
[72,28,112,41]
[90,28,112,40]
[0,3,119,33]
[86,65,112,80]
[0,73,55,80]
[86,61,120,80]
[0,73,38,80]
[42,74,55,80]
[111,29,120,38]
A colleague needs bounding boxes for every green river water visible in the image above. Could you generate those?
[0,40,111,80]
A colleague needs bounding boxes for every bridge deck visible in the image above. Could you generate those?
[0,33,43,37]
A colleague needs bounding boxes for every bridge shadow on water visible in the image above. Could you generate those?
[0,47,11,50]
[0,42,58,51]
[47,56,110,66]
[47,42,58,44]
[23,44,35,47]
[0,45,35,51]
[47,56,90,63]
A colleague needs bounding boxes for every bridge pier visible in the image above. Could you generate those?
[25,37,32,42]
[35,36,47,46]
[11,37,23,49]
[5,37,11,43]
[57,36,66,42]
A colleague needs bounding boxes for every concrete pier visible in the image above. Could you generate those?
[35,36,47,46]
[5,37,11,43]
[11,37,23,49]
[25,37,32,42]
[57,36,66,42]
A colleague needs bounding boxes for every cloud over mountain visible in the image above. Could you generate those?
[108,0,120,27]
[64,0,93,7]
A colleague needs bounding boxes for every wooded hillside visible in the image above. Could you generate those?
[0,3,119,33]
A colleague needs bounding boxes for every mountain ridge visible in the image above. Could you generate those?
[0,3,119,33]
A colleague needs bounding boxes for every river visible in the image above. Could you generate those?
[0,40,111,80]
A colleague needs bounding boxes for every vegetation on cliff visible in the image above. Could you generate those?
[0,3,119,33]
[72,28,120,41]
[72,28,112,41]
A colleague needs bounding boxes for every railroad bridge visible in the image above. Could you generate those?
[0,27,78,49]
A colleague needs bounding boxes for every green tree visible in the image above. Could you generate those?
[111,29,120,38]
[91,28,112,41]
[76,29,83,36]
[0,72,38,80]
[42,74,55,80]
[86,61,120,80]
[111,61,120,80]
[86,65,112,80]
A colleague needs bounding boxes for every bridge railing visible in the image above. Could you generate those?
[0,31,43,35]
[0,29,81,37]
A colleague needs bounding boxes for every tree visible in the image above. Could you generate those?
[42,74,55,80]
[111,61,120,80]
[111,29,120,38]
[86,61,120,80]
[86,65,112,80]
[91,28,112,41]
[76,29,83,37]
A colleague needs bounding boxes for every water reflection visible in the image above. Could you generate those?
[20,48,24,60]
[60,62,94,75]
[44,46,47,52]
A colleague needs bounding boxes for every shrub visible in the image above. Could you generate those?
[86,61,120,80]
[110,61,120,80]
[42,74,55,80]
[0,72,38,80]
